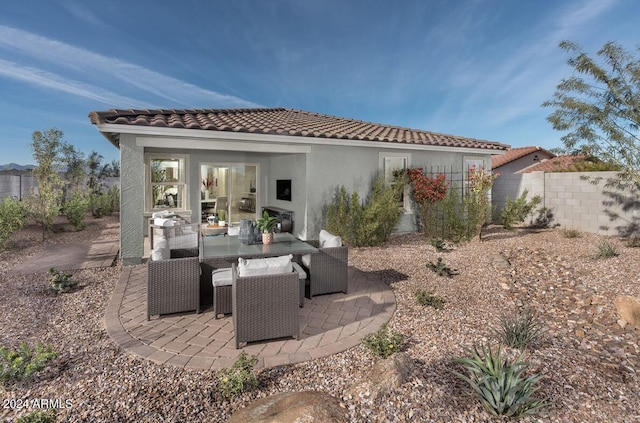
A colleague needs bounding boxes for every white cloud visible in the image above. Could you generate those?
[0,58,152,108]
[0,24,260,109]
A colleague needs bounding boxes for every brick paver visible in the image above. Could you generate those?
[105,265,395,370]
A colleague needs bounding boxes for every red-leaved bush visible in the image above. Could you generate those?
[407,168,449,205]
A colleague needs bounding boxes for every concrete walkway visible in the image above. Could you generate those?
[9,240,119,275]
[105,265,396,370]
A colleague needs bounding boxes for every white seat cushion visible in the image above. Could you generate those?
[151,238,170,261]
[154,217,174,227]
[212,268,233,287]
[238,254,293,277]
[319,229,342,248]
[301,254,311,268]
[292,262,307,280]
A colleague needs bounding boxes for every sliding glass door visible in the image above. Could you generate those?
[200,163,258,224]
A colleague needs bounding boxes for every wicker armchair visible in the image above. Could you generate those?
[232,263,299,348]
[303,240,348,299]
[147,223,201,320]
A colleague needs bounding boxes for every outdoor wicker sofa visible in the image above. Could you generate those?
[147,223,201,320]
[231,262,300,348]
[302,238,348,299]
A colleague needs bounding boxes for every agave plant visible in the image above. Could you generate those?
[452,345,547,418]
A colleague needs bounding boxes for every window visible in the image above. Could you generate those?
[463,156,487,195]
[146,155,188,211]
[379,153,411,211]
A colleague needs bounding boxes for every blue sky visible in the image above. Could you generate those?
[1,0,639,165]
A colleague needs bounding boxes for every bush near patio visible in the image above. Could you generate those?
[408,166,497,242]
[0,196,27,249]
[326,175,404,247]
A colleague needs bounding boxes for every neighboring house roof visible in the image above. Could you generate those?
[491,146,553,169]
[89,107,509,152]
[519,155,588,173]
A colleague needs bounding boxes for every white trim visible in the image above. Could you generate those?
[379,152,413,213]
[97,123,506,155]
[137,136,311,154]
[145,153,190,212]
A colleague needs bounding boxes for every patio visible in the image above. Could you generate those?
[104,263,396,370]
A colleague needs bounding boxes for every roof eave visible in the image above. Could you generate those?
[95,123,509,154]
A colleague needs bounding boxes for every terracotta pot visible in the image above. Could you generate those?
[262,232,274,245]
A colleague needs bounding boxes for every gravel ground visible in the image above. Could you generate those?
[1,215,639,422]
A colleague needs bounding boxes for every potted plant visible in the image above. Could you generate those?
[256,211,279,244]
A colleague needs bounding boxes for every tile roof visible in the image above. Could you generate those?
[89,107,509,151]
[519,155,588,173]
[491,146,553,169]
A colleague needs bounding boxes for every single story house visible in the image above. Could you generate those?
[89,108,509,264]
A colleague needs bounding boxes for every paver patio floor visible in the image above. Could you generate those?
[105,265,396,370]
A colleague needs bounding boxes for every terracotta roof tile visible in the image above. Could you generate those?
[89,108,509,151]
[519,155,588,173]
[491,146,553,169]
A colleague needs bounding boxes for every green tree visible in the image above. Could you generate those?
[61,143,86,196]
[543,41,640,183]
[86,151,104,195]
[27,129,66,240]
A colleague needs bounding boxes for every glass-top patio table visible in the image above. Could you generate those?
[202,232,318,260]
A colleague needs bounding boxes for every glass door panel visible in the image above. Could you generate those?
[201,164,257,225]
[230,165,257,224]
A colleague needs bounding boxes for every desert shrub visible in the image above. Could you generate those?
[16,410,57,423]
[0,343,57,387]
[0,196,27,249]
[416,290,445,309]
[561,228,581,238]
[63,192,90,230]
[49,268,77,294]
[453,345,546,418]
[218,352,258,398]
[427,257,457,277]
[423,185,467,242]
[595,240,619,258]
[430,238,449,252]
[362,323,404,359]
[325,176,403,247]
[500,190,542,230]
[495,308,546,350]
[90,192,112,218]
[106,185,120,212]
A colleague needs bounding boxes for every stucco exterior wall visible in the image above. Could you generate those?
[119,135,145,265]
[118,134,497,262]
[266,153,307,238]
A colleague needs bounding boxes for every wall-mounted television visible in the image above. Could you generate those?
[276,179,291,201]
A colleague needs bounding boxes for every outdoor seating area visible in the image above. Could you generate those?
[108,254,395,370]
[144,219,362,354]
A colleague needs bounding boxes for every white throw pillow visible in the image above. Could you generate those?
[319,230,342,248]
[301,254,311,268]
[151,238,170,261]
[238,254,293,277]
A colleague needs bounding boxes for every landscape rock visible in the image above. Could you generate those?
[347,352,413,401]
[615,295,640,328]
[226,391,347,423]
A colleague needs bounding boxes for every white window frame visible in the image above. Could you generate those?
[463,155,487,196]
[379,152,412,212]
[145,153,189,212]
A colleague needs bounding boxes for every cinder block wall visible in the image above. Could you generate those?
[492,171,638,235]
[0,175,38,200]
